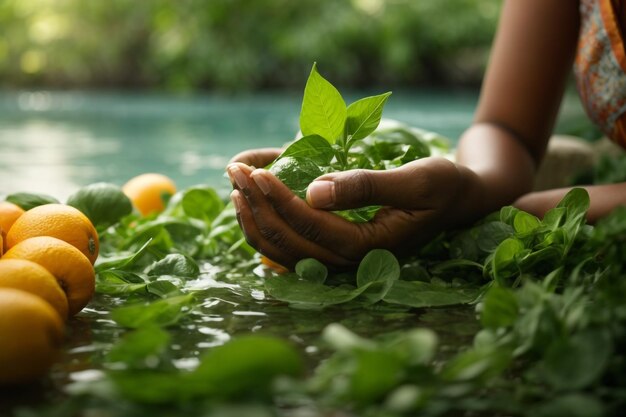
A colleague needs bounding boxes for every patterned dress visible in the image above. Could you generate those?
[575,0,626,148]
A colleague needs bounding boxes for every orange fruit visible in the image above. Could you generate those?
[3,236,95,316]
[0,259,69,320]
[0,201,25,252]
[260,255,289,274]
[0,288,64,385]
[122,173,177,216]
[6,204,99,264]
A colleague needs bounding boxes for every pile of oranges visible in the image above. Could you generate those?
[0,202,99,384]
[0,173,177,385]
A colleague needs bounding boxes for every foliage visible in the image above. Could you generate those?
[0,0,500,91]
[271,63,448,221]
[8,158,626,417]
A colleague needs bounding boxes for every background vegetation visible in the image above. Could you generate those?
[0,0,501,92]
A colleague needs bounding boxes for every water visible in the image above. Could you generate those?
[0,90,478,200]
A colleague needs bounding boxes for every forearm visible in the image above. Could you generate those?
[452,122,537,222]
[514,183,626,223]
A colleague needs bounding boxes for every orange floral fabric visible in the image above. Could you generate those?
[575,0,626,148]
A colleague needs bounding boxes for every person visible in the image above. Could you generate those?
[226,0,626,269]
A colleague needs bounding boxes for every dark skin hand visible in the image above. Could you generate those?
[227,156,482,269]
[228,0,626,269]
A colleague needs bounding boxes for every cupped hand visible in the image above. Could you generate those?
[226,157,466,269]
[229,148,283,168]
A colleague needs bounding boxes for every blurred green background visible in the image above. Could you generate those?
[0,0,601,199]
[0,0,500,92]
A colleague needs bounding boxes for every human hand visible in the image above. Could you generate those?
[229,148,283,168]
[226,157,465,269]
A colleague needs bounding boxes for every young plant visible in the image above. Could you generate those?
[269,63,440,222]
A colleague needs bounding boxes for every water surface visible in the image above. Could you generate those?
[0,90,478,200]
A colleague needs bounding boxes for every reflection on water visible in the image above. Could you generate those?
[0,90,478,199]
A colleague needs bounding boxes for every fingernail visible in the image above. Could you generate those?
[230,190,241,213]
[307,181,335,208]
[228,165,248,190]
[251,171,271,195]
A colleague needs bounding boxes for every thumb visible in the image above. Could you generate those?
[305,158,460,210]
[306,169,402,210]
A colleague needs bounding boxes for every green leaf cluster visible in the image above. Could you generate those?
[270,64,446,222]
[12,146,626,417]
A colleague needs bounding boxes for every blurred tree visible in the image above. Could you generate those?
[0,0,500,92]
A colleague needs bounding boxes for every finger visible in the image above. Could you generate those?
[230,189,298,268]
[249,168,375,261]
[306,157,461,211]
[228,148,283,167]
[226,162,252,192]
[229,167,354,268]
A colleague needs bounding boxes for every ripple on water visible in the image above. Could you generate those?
[69,369,106,382]
[196,327,231,348]
[173,357,200,371]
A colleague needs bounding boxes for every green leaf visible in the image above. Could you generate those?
[532,394,605,417]
[513,211,541,234]
[5,192,59,210]
[66,182,133,228]
[269,157,325,199]
[276,135,334,166]
[388,328,438,365]
[517,246,563,271]
[299,63,347,143]
[264,274,371,308]
[350,349,404,404]
[397,144,427,165]
[542,328,612,390]
[107,336,302,404]
[106,326,171,368]
[95,239,153,273]
[96,270,147,295]
[189,335,303,400]
[441,346,512,382]
[480,286,518,329]
[383,280,482,308]
[491,238,525,282]
[477,221,515,253]
[357,249,400,287]
[499,206,520,225]
[367,126,433,157]
[322,323,376,351]
[428,259,484,276]
[146,281,182,298]
[269,279,366,308]
[333,205,381,223]
[111,294,195,328]
[295,258,328,284]
[557,187,590,221]
[144,253,200,278]
[346,92,392,143]
[356,249,400,303]
[108,371,183,404]
[544,207,567,229]
[180,187,224,223]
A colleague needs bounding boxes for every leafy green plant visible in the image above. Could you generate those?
[270,63,444,221]
[66,182,133,230]
[12,174,626,417]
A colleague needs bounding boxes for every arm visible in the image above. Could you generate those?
[453,0,581,221]
[515,183,626,222]
[459,0,626,222]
